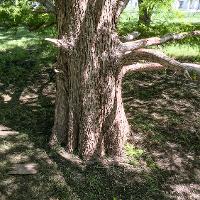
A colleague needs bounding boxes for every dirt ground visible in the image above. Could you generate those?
[0,68,200,199]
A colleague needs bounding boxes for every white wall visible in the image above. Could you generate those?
[190,0,200,9]
[127,0,200,10]
[127,0,138,9]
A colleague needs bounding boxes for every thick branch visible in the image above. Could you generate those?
[45,38,70,49]
[129,49,200,74]
[45,38,62,46]
[121,31,200,52]
[122,62,164,75]
[181,63,200,74]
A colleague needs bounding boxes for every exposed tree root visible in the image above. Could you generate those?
[50,143,134,170]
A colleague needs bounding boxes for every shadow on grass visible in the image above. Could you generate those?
[0,45,71,199]
[123,71,200,199]
[0,48,170,200]
[0,46,200,199]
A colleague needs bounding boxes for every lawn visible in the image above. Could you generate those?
[0,20,200,200]
[118,10,200,63]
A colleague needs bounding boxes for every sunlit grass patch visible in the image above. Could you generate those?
[184,12,200,24]
[125,143,144,165]
[0,37,39,51]
[161,43,200,62]
[0,27,41,50]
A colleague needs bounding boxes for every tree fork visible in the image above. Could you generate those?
[49,0,132,161]
[48,0,200,163]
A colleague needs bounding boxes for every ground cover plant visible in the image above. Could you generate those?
[0,6,200,200]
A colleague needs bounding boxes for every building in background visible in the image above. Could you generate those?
[174,0,200,10]
[127,0,200,11]
[126,0,138,9]
[128,0,138,9]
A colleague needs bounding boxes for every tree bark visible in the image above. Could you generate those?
[50,0,130,161]
[48,0,200,162]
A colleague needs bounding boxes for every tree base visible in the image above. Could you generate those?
[49,142,130,170]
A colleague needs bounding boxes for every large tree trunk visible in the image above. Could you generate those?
[50,0,130,161]
[48,1,200,162]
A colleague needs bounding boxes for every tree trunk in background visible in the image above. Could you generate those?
[138,0,152,26]
[50,0,130,161]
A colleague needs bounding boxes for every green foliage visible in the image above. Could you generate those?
[137,0,174,26]
[0,27,57,89]
[0,0,55,30]
[118,10,197,36]
[117,11,138,35]
[0,0,30,28]
[140,0,174,11]
[26,12,55,31]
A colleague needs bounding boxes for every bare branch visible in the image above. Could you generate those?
[121,30,200,52]
[45,38,62,47]
[45,38,71,50]
[181,63,200,74]
[130,49,200,74]
[122,62,164,75]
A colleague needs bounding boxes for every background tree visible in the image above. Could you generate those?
[47,0,200,163]
[0,0,55,30]
[138,0,173,26]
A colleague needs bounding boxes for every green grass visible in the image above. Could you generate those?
[119,10,200,30]
[0,28,38,50]
[118,10,200,62]
[159,42,200,62]
[124,143,144,165]
[178,12,200,24]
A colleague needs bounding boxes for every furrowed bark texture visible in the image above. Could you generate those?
[51,0,130,160]
[50,0,200,162]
